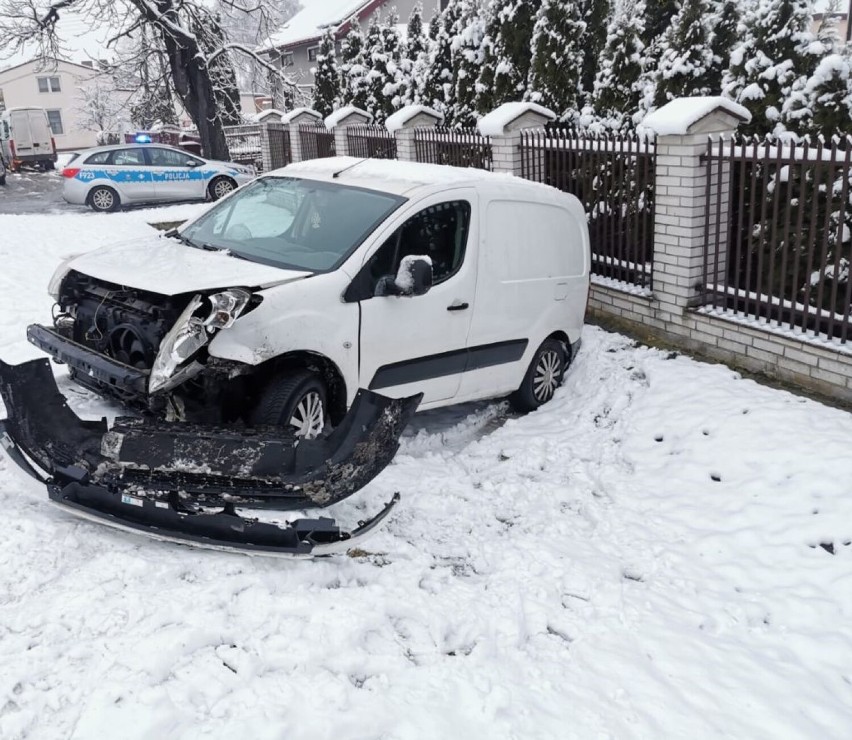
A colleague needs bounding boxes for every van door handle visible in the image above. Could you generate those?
[447,302,469,312]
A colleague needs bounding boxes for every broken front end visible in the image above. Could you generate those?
[0,358,420,556]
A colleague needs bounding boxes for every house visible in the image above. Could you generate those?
[0,58,130,151]
[261,0,447,89]
[812,0,850,41]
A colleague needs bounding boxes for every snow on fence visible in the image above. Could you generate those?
[299,123,336,160]
[519,125,657,290]
[703,134,852,344]
[414,127,493,171]
[347,125,397,160]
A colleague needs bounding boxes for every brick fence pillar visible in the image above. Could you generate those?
[385,105,444,162]
[324,106,373,158]
[477,102,556,175]
[642,98,750,319]
[279,108,322,163]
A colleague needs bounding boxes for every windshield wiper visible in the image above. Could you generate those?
[164,228,196,248]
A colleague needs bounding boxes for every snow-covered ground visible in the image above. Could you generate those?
[2,207,852,738]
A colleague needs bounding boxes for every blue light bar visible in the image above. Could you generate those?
[134,133,152,144]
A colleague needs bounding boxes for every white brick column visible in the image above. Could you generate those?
[477,102,556,176]
[325,106,373,158]
[279,108,322,163]
[643,99,750,317]
[385,105,445,162]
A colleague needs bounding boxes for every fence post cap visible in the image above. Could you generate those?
[251,108,286,122]
[477,102,556,136]
[386,105,444,132]
[324,106,373,129]
[280,107,323,125]
[642,97,751,136]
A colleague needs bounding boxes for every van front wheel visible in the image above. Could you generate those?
[509,338,567,413]
[251,370,328,439]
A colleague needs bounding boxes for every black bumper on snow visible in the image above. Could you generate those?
[0,357,420,556]
[27,323,148,397]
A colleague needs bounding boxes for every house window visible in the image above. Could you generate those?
[46,109,63,135]
[281,52,294,67]
[307,46,319,62]
[37,76,61,93]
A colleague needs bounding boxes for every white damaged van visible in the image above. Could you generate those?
[31,157,590,436]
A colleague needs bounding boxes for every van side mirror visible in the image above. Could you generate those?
[376,256,433,297]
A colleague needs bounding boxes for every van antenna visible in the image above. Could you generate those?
[330,145,392,179]
[332,156,370,179]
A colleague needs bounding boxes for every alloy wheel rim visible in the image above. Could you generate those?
[93,189,113,209]
[214,180,234,199]
[290,391,325,438]
[533,350,562,402]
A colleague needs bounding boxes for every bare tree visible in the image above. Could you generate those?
[76,76,126,142]
[0,0,299,159]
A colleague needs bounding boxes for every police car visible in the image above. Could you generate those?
[62,144,256,212]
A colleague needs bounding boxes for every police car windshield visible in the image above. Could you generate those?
[181,177,404,272]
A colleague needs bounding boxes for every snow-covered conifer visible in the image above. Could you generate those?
[782,52,852,138]
[723,0,827,135]
[451,0,488,126]
[707,0,740,92]
[420,1,464,117]
[474,0,543,115]
[338,18,369,109]
[364,11,406,123]
[644,0,679,47]
[653,0,716,105]
[527,0,586,119]
[592,0,647,130]
[312,26,339,117]
[581,0,612,99]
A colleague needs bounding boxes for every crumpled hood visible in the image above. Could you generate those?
[66,235,311,295]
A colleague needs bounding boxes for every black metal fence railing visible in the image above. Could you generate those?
[414,127,492,170]
[266,122,291,171]
[703,135,852,344]
[224,124,262,171]
[347,125,398,159]
[520,126,656,289]
[299,124,336,160]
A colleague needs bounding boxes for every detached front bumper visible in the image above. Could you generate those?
[27,323,148,399]
[0,357,420,556]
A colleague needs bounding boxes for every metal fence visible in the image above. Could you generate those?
[299,124,336,160]
[520,126,657,289]
[266,122,291,170]
[703,135,852,344]
[414,127,493,170]
[224,124,263,171]
[347,125,398,159]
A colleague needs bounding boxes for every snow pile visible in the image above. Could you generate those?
[643,97,751,135]
[279,107,321,124]
[2,209,852,737]
[476,102,556,136]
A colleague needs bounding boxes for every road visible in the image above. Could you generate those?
[0,169,79,215]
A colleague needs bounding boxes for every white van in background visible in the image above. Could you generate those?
[0,107,57,171]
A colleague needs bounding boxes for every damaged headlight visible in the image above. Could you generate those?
[47,254,84,300]
[149,289,252,394]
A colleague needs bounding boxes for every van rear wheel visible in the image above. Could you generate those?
[251,370,328,439]
[509,338,567,413]
[89,186,120,212]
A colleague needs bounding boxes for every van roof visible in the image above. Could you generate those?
[274,157,555,198]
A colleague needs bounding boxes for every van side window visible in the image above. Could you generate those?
[366,201,471,292]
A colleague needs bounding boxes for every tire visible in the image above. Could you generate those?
[208,176,236,201]
[251,370,328,439]
[509,338,567,413]
[88,186,120,212]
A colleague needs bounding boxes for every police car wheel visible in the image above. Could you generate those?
[89,186,120,212]
[209,177,236,201]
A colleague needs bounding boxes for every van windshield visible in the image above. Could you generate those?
[181,177,405,272]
